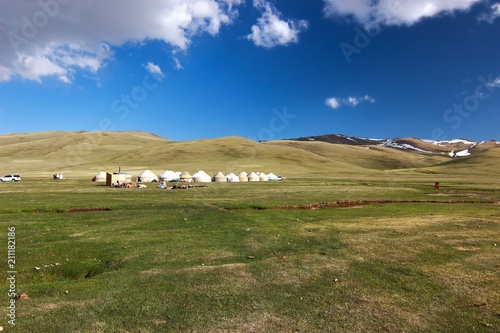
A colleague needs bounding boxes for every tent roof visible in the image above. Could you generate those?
[159,170,180,181]
[193,170,210,178]
[226,173,239,181]
[247,172,259,180]
[213,172,226,182]
[267,173,279,179]
[138,170,157,178]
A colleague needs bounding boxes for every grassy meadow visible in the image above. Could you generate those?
[0,132,499,332]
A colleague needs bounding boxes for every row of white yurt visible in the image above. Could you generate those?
[94,170,280,183]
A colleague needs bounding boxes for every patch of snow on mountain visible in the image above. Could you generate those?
[447,139,476,145]
[424,139,477,146]
[360,137,385,141]
[449,149,471,157]
[378,140,431,153]
[456,149,471,156]
[423,139,446,146]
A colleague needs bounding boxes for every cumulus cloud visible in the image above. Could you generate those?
[325,95,375,109]
[0,0,243,83]
[323,0,483,26]
[247,0,308,48]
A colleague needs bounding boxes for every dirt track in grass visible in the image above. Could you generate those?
[271,199,498,210]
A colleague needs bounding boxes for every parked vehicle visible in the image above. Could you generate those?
[0,174,21,182]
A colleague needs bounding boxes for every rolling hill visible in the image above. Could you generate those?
[0,131,497,179]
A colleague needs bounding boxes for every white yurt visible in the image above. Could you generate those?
[267,173,280,181]
[180,171,193,182]
[238,171,248,182]
[226,173,240,182]
[247,172,260,182]
[258,172,269,182]
[192,170,212,183]
[160,170,180,181]
[94,171,107,182]
[212,172,226,182]
[137,170,158,182]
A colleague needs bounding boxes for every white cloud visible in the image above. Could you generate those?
[247,0,308,48]
[323,0,482,26]
[348,96,360,106]
[0,0,244,83]
[362,95,375,103]
[172,57,184,70]
[325,95,375,109]
[479,3,500,23]
[494,3,500,15]
[145,62,165,78]
[486,76,500,87]
[325,97,340,109]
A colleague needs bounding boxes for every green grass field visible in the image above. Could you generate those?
[1,175,499,333]
[1,131,499,332]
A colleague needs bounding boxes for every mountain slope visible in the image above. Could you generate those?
[266,140,448,170]
[425,148,500,175]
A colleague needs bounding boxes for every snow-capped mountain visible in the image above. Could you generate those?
[287,134,500,157]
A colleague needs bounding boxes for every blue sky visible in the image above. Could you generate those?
[1,0,499,141]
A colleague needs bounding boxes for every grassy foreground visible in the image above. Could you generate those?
[1,176,499,332]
